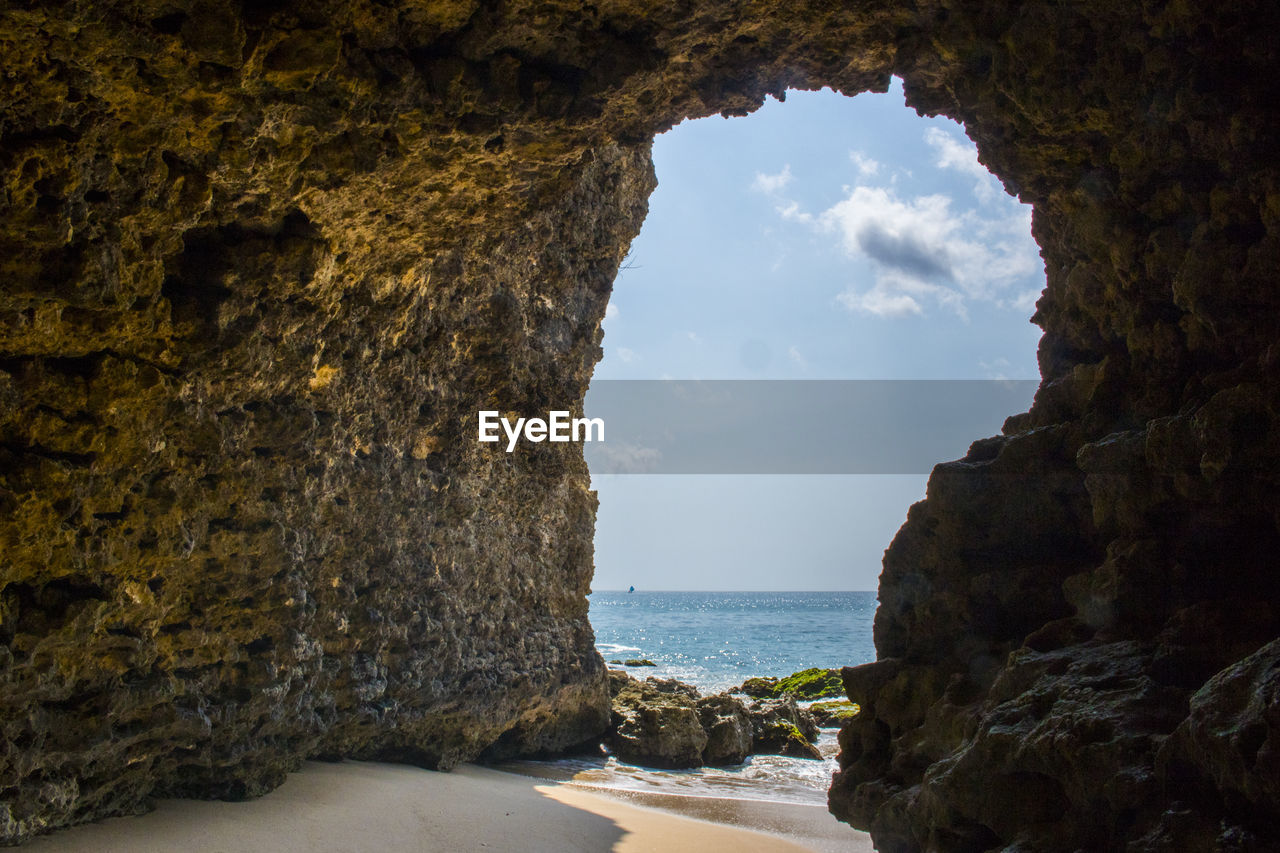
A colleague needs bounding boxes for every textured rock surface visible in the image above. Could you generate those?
[605,672,820,767]
[748,696,823,761]
[608,675,707,769]
[1149,638,1280,849]
[2,0,1278,849]
[697,693,754,766]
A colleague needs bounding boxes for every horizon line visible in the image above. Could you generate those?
[589,588,877,593]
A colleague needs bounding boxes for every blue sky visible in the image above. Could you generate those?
[589,81,1044,591]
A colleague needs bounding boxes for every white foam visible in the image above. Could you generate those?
[596,643,642,654]
[503,731,842,808]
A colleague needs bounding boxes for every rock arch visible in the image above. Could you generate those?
[1,1,1277,849]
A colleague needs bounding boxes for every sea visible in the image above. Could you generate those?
[501,590,878,806]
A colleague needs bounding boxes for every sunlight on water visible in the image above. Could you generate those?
[590,591,876,692]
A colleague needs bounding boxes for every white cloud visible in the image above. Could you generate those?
[787,345,808,369]
[807,183,1039,318]
[752,164,793,195]
[849,151,881,176]
[836,285,922,318]
[979,356,1012,380]
[685,331,703,345]
[753,124,1041,322]
[1008,288,1042,313]
[822,188,956,278]
[776,200,812,224]
[604,302,619,322]
[924,127,1002,203]
[616,347,638,363]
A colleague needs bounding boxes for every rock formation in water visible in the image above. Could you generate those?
[609,674,709,768]
[606,671,821,767]
[738,667,845,700]
[1,0,1277,849]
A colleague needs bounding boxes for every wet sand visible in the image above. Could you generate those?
[542,782,875,853]
[23,761,875,852]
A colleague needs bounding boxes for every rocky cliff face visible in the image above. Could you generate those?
[1,0,1277,849]
[826,5,1280,850]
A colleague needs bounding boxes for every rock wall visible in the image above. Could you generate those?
[828,4,1280,850]
[1,0,1276,849]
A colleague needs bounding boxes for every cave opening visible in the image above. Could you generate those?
[579,80,1048,803]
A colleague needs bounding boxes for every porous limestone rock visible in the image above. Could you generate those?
[749,696,822,760]
[1142,638,1280,851]
[697,693,755,766]
[1,0,1278,849]
[606,672,821,767]
[608,676,707,769]
[752,719,822,762]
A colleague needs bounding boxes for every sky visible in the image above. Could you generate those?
[589,80,1045,592]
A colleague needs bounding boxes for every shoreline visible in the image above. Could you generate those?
[496,726,843,808]
[24,760,874,853]
[539,779,873,853]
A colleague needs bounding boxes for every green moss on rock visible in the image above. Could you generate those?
[738,668,844,700]
[810,700,860,727]
[739,677,779,698]
[753,719,821,760]
[774,668,844,700]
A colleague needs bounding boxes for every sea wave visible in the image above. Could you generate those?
[501,731,841,807]
[595,643,642,654]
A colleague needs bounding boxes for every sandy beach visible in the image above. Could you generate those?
[24,761,875,852]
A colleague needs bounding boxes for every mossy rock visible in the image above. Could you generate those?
[772,668,844,700]
[738,676,779,698]
[754,720,821,760]
[739,668,844,700]
[623,659,656,667]
[809,700,860,727]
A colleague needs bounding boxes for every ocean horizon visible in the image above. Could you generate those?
[592,588,877,591]
[588,589,878,694]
